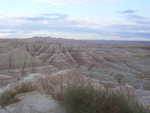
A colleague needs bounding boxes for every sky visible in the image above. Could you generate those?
[0,0,150,41]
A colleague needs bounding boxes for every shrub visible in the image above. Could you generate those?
[0,82,34,107]
[14,82,34,94]
[0,90,19,107]
[62,85,148,113]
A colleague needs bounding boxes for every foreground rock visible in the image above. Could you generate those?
[0,92,66,113]
[135,89,150,109]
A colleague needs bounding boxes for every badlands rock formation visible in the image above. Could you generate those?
[0,37,150,113]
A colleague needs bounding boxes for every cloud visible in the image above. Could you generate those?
[0,11,150,41]
[119,9,136,14]
[119,9,150,25]
[33,0,123,5]
[0,13,106,34]
[127,15,150,25]
[114,31,150,39]
[110,10,150,40]
[0,33,12,37]
[18,13,68,21]
[0,13,107,38]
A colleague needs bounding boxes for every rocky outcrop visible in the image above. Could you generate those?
[135,89,150,108]
[0,92,66,113]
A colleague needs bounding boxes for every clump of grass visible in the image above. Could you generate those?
[14,82,34,94]
[0,82,34,107]
[62,85,148,113]
[0,90,19,107]
[33,70,147,113]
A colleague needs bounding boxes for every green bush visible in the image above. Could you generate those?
[62,85,148,113]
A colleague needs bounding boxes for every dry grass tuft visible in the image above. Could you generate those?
[35,70,148,113]
[36,69,103,100]
[62,84,148,113]
[0,82,35,107]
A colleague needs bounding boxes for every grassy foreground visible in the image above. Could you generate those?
[61,85,148,113]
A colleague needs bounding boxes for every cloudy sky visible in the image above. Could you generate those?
[0,0,150,41]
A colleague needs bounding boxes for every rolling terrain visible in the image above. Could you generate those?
[0,37,150,89]
[0,37,150,113]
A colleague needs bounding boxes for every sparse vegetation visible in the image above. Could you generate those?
[62,85,148,113]
[114,74,125,84]
[0,82,34,107]
[35,70,148,113]
[14,82,35,94]
[0,90,19,107]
